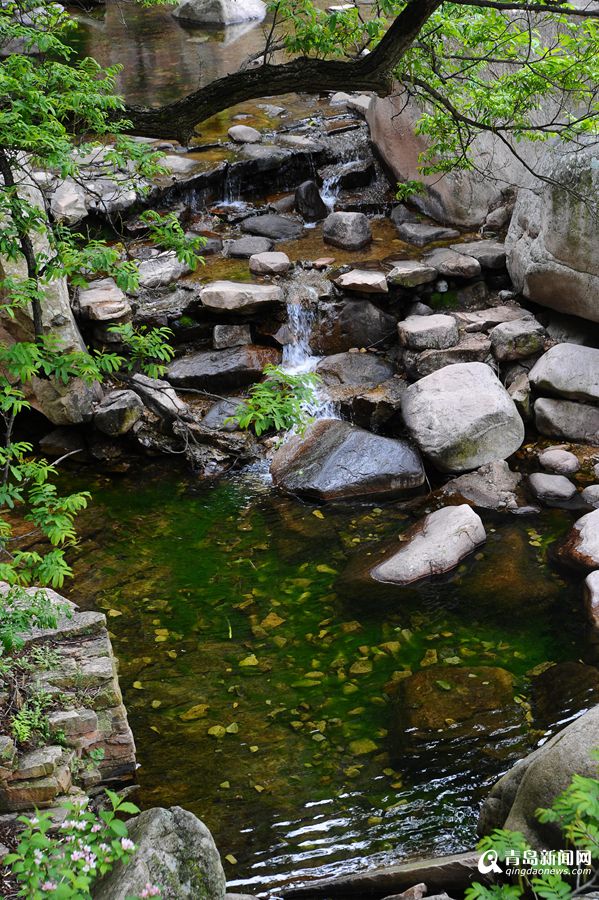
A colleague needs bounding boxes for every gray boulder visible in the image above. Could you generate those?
[168,345,281,391]
[228,125,261,144]
[225,236,273,258]
[538,447,579,475]
[173,0,265,24]
[136,253,192,290]
[295,180,328,221]
[249,251,290,275]
[490,317,545,362]
[369,505,486,585]
[323,212,372,250]
[316,352,394,387]
[93,806,226,899]
[450,240,506,270]
[387,260,437,287]
[398,314,459,351]
[506,146,599,323]
[424,248,481,279]
[528,473,576,505]
[200,281,283,314]
[535,398,599,445]
[442,460,522,511]
[454,305,527,333]
[335,269,388,294]
[411,334,491,378]
[402,362,525,473]
[530,343,599,404]
[241,214,303,241]
[479,705,599,847]
[270,418,425,502]
[130,375,188,421]
[77,279,131,322]
[310,298,397,355]
[50,179,87,225]
[584,571,599,628]
[582,485,599,508]
[213,324,252,349]
[94,390,144,436]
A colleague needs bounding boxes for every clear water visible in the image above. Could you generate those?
[66,467,593,896]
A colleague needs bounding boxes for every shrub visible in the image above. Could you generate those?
[228,365,321,437]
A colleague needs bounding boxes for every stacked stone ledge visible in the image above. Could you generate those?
[0,585,136,814]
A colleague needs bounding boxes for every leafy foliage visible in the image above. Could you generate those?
[229,365,321,437]
[4,790,161,898]
[0,586,66,654]
[465,753,599,900]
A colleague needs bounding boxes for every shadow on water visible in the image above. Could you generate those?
[64,466,596,896]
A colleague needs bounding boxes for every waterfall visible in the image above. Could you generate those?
[282,294,339,421]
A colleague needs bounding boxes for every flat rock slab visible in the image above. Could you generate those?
[454,305,527,333]
[387,260,437,287]
[398,314,459,351]
[315,351,394,387]
[530,343,599,403]
[168,345,281,391]
[424,248,481,279]
[412,334,491,378]
[200,280,283,313]
[334,269,388,294]
[396,223,460,247]
[77,279,130,322]
[368,504,486,585]
[270,418,425,502]
[402,362,525,473]
[450,240,506,269]
[558,508,599,569]
[535,398,599,445]
[241,214,303,241]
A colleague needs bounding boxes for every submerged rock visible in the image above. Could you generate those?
[270,418,425,501]
[93,806,226,899]
[531,662,599,731]
[395,223,459,247]
[323,211,372,250]
[479,704,599,847]
[167,345,281,391]
[402,362,525,473]
[367,504,485,585]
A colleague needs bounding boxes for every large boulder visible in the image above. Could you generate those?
[94,390,144,436]
[506,147,599,323]
[402,362,525,473]
[172,0,266,24]
[167,345,281,391]
[478,705,599,847]
[534,397,599,445]
[241,214,303,241]
[270,418,425,501]
[322,212,372,250]
[529,343,599,404]
[367,504,486,585]
[93,806,226,900]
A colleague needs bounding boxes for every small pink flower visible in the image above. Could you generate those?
[140,884,161,898]
[120,837,135,852]
[41,882,58,891]
[29,816,39,826]
[91,823,102,833]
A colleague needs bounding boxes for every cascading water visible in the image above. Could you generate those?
[282,293,339,420]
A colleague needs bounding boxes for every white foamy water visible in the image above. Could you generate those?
[281,296,339,421]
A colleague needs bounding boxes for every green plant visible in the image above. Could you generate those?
[228,365,321,437]
[0,586,67,655]
[108,324,176,380]
[466,752,599,900]
[26,644,62,671]
[4,790,161,898]
[10,691,52,745]
[395,180,425,202]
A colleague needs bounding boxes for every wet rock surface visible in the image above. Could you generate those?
[167,345,281,391]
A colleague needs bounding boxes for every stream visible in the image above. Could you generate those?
[66,466,594,896]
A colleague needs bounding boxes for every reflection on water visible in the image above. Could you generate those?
[69,0,272,107]
[67,467,594,896]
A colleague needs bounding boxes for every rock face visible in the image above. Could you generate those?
[506,147,599,323]
[270,418,425,502]
[442,460,522,511]
[168,345,281,391]
[172,0,266,25]
[402,363,525,473]
[94,806,226,900]
[479,704,599,847]
[490,317,545,362]
[200,281,283,314]
[368,505,486,585]
[529,344,599,404]
[322,212,372,250]
[558,509,599,570]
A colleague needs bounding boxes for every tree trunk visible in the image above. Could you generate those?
[122,0,442,143]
